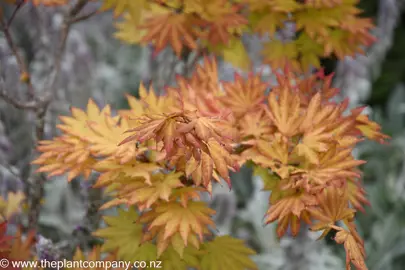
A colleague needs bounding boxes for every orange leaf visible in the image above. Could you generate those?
[139,13,199,57]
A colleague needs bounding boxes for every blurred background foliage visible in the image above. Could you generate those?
[0,0,405,269]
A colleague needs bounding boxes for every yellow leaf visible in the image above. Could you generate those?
[140,200,216,257]
[116,172,184,209]
[0,191,25,221]
[200,236,258,270]
[158,246,202,270]
[219,38,251,70]
[266,83,301,137]
[253,166,280,190]
[262,39,300,72]
[249,10,287,37]
[93,208,155,262]
[101,0,147,18]
[114,13,147,44]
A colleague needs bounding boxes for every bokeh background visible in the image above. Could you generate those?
[1,0,405,269]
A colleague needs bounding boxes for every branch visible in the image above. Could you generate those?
[25,0,92,232]
[45,0,90,98]
[0,1,35,99]
[69,9,100,24]
[0,88,50,110]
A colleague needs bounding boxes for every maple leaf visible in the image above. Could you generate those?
[303,147,366,186]
[346,178,370,212]
[32,136,96,181]
[170,186,206,207]
[239,110,274,139]
[296,33,324,70]
[114,13,148,44]
[355,114,390,144]
[114,172,184,210]
[200,11,248,46]
[158,246,202,270]
[214,37,251,70]
[264,190,317,236]
[295,8,337,38]
[0,191,25,222]
[93,158,161,189]
[59,99,147,164]
[265,84,302,137]
[139,13,200,57]
[206,138,239,188]
[249,9,288,37]
[309,187,356,239]
[120,112,181,155]
[118,84,175,122]
[219,73,267,118]
[200,236,258,270]
[262,40,300,71]
[71,246,125,270]
[139,200,216,257]
[182,151,214,188]
[93,207,155,262]
[7,227,36,261]
[113,3,174,44]
[186,56,221,96]
[293,69,340,106]
[294,127,332,165]
[323,29,356,58]
[255,135,290,179]
[333,224,367,270]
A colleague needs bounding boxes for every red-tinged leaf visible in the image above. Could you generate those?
[333,225,368,270]
[264,192,317,227]
[207,140,231,188]
[201,151,214,187]
[309,188,356,238]
[139,13,199,57]
[0,222,12,255]
[266,87,301,137]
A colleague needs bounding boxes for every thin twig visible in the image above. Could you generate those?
[0,87,48,109]
[69,9,100,24]
[0,2,35,99]
[46,0,90,97]
[7,0,25,26]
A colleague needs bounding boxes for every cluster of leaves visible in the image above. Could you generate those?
[0,192,128,269]
[1,0,389,269]
[109,0,375,71]
[30,54,389,269]
[0,192,39,267]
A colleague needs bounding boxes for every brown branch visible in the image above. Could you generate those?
[0,1,35,99]
[45,0,90,98]
[0,85,49,110]
[69,9,100,24]
[7,0,24,26]
[25,0,92,232]
[1,0,98,232]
